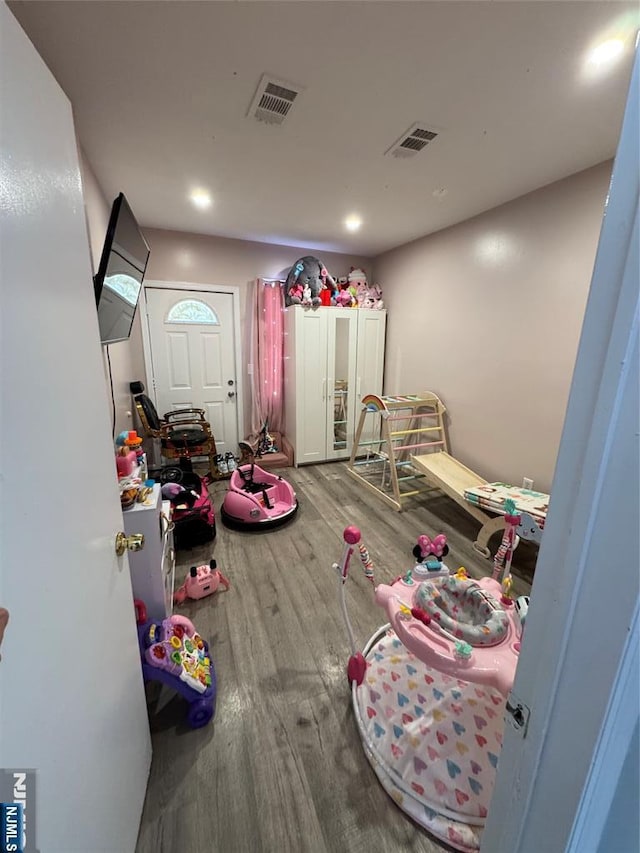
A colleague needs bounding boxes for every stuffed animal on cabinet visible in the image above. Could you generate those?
[365,283,384,310]
[335,283,356,307]
[285,256,336,307]
[346,267,366,306]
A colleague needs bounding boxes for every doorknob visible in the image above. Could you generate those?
[228,390,235,398]
[115,532,145,556]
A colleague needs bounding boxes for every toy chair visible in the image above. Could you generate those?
[130,381,218,477]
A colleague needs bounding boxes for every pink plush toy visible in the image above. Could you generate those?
[287,282,304,305]
[336,283,355,307]
[363,284,384,310]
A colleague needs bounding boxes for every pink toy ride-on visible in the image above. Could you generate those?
[221,462,298,530]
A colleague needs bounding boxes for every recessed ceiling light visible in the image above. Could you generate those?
[345,215,362,232]
[584,38,625,76]
[190,189,212,210]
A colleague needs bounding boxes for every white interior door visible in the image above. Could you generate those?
[0,7,151,852]
[482,47,639,853]
[145,287,239,456]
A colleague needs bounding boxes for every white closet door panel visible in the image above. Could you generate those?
[298,310,327,463]
[357,311,386,395]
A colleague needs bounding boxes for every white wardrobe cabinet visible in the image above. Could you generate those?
[284,307,386,465]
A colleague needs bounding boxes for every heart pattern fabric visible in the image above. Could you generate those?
[356,629,506,850]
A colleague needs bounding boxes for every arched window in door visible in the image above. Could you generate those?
[165,299,219,325]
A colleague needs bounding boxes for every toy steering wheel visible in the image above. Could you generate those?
[237,462,273,509]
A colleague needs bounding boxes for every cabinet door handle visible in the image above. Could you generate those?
[160,511,175,536]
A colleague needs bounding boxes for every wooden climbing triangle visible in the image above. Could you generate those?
[346,392,448,511]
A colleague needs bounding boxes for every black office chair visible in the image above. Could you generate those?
[129,381,218,476]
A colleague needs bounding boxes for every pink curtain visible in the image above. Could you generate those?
[250,278,285,435]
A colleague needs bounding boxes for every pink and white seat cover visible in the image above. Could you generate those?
[354,630,505,852]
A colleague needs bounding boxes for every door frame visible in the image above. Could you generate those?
[140,281,244,449]
[482,48,639,852]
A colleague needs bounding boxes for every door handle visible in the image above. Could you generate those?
[228,390,236,398]
[115,532,145,556]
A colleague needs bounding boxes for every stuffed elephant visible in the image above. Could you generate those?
[285,256,335,307]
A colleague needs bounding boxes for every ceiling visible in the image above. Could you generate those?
[9,1,638,256]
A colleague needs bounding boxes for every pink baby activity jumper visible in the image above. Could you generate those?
[335,522,525,851]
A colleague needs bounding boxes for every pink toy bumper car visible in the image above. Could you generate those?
[221,463,298,530]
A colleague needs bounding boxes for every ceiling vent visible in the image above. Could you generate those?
[247,74,303,126]
[385,123,439,158]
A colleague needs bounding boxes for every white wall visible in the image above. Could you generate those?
[373,162,612,493]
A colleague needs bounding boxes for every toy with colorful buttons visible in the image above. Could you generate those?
[134,600,216,728]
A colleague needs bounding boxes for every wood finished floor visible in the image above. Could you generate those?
[136,462,535,853]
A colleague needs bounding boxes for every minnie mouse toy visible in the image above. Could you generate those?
[412,533,450,573]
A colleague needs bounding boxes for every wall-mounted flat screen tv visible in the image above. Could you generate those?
[94,193,150,345]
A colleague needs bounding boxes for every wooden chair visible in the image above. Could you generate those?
[129,381,218,476]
